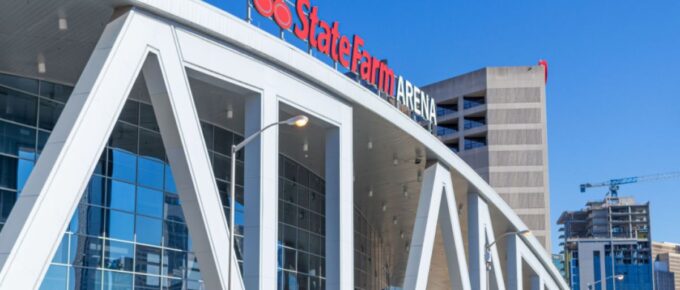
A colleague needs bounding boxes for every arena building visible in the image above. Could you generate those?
[0,1,567,289]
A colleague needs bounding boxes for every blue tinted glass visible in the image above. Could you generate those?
[0,73,38,94]
[136,216,162,246]
[104,240,134,271]
[82,206,104,236]
[163,249,186,278]
[109,149,137,182]
[83,176,105,206]
[106,209,134,241]
[17,158,34,192]
[108,180,135,212]
[39,99,64,131]
[0,190,17,222]
[52,235,69,264]
[135,274,161,290]
[137,187,163,218]
[163,278,182,289]
[0,155,18,189]
[102,270,133,290]
[39,81,72,103]
[139,103,159,132]
[71,268,102,290]
[138,157,164,190]
[187,253,201,281]
[0,120,36,159]
[164,220,188,251]
[163,194,184,224]
[164,165,176,193]
[136,245,162,276]
[71,236,103,268]
[0,86,38,126]
[139,130,165,162]
[39,265,68,290]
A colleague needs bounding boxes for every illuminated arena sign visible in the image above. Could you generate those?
[253,0,438,126]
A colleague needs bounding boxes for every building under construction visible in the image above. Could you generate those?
[557,197,653,290]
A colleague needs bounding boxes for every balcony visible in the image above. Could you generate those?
[435,126,459,138]
[463,97,485,110]
[436,105,458,117]
[463,117,486,130]
[464,137,487,150]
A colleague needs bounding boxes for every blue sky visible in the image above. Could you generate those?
[207,0,680,251]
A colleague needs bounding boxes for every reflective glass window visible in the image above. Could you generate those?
[213,128,232,155]
[201,122,213,151]
[136,245,162,276]
[108,149,137,183]
[138,157,164,190]
[71,268,102,290]
[139,103,159,132]
[0,120,35,158]
[162,249,185,278]
[104,240,134,271]
[135,274,161,290]
[139,130,165,162]
[0,73,38,94]
[163,194,183,224]
[82,176,105,206]
[186,253,201,281]
[80,205,104,237]
[0,87,37,126]
[38,99,64,131]
[102,270,133,290]
[52,235,69,264]
[0,155,18,189]
[136,216,162,246]
[119,101,139,125]
[0,190,16,223]
[71,236,103,268]
[109,122,138,154]
[106,209,134,241]
[39,81,72,103]
[17,158,34,192]
[164,165,176,194]
[40,265,68,290]
[162,277,182,290]
[108,180,135,212]
[137,187,163,218]
[212,154,229,181]
[163,220,188,251]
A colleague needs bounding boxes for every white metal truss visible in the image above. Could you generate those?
[0,9,244,290]
[403,163,471,290]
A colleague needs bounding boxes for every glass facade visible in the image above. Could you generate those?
[0,72,388,290]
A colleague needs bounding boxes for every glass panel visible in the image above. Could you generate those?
[71,236,103,268]
[213,127,232,155]
[71,268,102,290]
[17,158,34,192]
[164,165,176,194]
[136,216,162,246]
[137,187,163,218]
[108,180,135,212]
[212,154,229,181]
[0,73,38,94]
[284,248,296,270]
[108,149,137,183]
[119,101,139,125]
[39,81,72,103]
[109,122,138,154]
[139,103,159,132]
[139,130,165,162]
[52,235,69,264]
[201,122,213,151]
[106,209,134,241]
[0,87,37,126]
[0,190,17,223]
[104,240,134,271]
[163,194,184,223]
[102,270,133,290]
[162,277,182,290]
[186,252,201,281]
[0,155,18,190]
[39,264,68,290]
[0,120,36,158]
[71,205,104,237]
[164,220,188,251]
[138,157,164,190]
[162,249,186,278]
[38,99,64,131]
[136,245,162,276]
[135,274,161,290]
[82,176,105,206]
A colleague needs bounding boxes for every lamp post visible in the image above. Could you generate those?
[587,274,624,290]
[484,230,531,290]
[227,115,309,289]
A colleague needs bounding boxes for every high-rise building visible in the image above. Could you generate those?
[653,242,680,290]
[557,197,653,290]
[424,65,552,251]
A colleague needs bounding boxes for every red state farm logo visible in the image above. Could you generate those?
[253,0,293,30]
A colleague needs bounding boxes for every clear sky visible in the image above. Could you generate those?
[207,0,680,252]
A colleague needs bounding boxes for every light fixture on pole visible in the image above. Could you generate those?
[483,229,531,290]
[587,274,624,290]
[228,115,308,289]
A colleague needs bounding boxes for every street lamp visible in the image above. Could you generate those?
[484,230,531,290]
[587,274,624,290]
[227,115,308,289]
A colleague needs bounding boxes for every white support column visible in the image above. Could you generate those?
[507,235,523,290]
[0,9,246,289]
[325,120,354,290]
[244,90,279,290]
[468,192,506,290]
[403,163,470,290]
